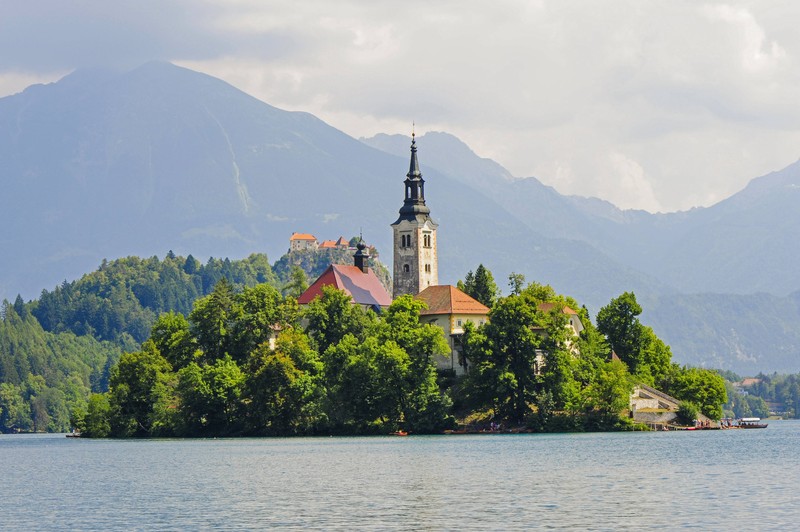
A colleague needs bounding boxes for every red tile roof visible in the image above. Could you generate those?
[416,285,490,315]
[290,232,317,241]
[537,302,578,315]
[335,236,348,246]
[319,240,337,248]
[298,264,392,307]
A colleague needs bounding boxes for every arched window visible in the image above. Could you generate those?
[403,264,410,273]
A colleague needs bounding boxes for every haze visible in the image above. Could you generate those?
[2,0,800,212]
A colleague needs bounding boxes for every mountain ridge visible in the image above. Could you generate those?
[2,61,800,373]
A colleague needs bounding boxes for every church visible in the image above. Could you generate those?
[298,132,489,374]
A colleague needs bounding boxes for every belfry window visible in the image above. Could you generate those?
[403,264,410,273]
[423,233,431,247]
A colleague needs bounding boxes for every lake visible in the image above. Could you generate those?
[2,422,798,530]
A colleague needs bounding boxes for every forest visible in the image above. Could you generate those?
[2,251,793,436]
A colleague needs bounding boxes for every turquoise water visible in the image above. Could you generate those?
[2,422,798,530]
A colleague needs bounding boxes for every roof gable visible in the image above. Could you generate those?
[416,285,490,315]
[298,264,392,307]
[290,232,317,241]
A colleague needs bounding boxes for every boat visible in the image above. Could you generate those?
[65,430,81,438]
[390,430,408,436]
[738,417,768,429]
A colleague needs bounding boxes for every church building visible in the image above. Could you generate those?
[391,133,439,298]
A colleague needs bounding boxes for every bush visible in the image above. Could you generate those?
[676,401,699,425]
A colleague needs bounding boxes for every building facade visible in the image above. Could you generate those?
[391,134,438,298]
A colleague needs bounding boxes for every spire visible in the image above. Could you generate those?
[394,132,431,223]
[407,131,421,179]
[353,235,369,273]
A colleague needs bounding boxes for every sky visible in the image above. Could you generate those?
[2,0,800,213]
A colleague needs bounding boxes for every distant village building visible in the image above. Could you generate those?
[318,237,349,250]
[415,285,489,375]
[297,240,392,311]
[289,232,318,252]
[391,133,438,298]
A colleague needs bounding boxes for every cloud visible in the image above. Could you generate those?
[3,1,800,212]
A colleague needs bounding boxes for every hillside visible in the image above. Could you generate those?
[2,62,800,372]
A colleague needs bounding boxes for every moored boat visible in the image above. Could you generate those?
[738,417,768,429]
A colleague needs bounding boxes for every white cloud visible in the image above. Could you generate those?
[3,1,800,212]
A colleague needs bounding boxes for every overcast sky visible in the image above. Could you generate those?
[3,0,799,212]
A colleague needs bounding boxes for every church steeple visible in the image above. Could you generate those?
[396,133,431,222]
[391,132,438,298]
[353,236,369,273]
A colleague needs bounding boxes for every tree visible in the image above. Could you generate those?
[150,312,197,370]
[668,367,727,420]
[283,265,308,298]
[176,355,245,435]
[244,329,323,435]
[458,264,500,308]
[189,278,236,362]
[108,341,176,437]
[229,283,285,361]
[462,294,541,423]
[508,273,526,296]
[596,292,672,384]
[303,286,372,355]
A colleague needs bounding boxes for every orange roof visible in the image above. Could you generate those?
[319,240,337,248]
[416,285,490,316]
[335,236,348,246]
[290,232,317,241]
[537,302,577,315]
[298,264,392,307]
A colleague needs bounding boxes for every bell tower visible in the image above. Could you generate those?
[391,133,438,298]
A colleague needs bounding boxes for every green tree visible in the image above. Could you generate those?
[176,355,245,436]
[150,312,197,370]
[189,278,236,362]
[462,294,541,423]
[668,367,727,420]
[458,264,500,308]
[108,341,176,437]
[244,329,323,435]
[283,265,308,298]
[596,292,672,385]
[303,286,373,355]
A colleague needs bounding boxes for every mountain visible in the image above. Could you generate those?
[2,61,800,373]
[0,61,660,310]
[363,132,800,296]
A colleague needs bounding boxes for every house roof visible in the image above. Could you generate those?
[416,285,490,316]
[319,240,337,248]
[290,232,317,241]
[297,264,392,307]
[335,236,348,246]
[537,302,578,315]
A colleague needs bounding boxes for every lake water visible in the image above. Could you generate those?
[2,422,799,530]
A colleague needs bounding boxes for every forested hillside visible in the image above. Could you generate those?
[0,246,393,432]
[0,301,124,432]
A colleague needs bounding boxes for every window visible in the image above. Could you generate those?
[423,233,432,247]
[457,319,462,327]
[424,264,431,273]
[403,264,410,273]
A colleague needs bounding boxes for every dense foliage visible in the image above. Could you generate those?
[0,301,124,432]
[75,284,453,437]
[31,253,277,344]
[3,253,740,435]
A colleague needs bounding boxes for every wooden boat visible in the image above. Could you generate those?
[738,417,768,429]
[390,430,408,436]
